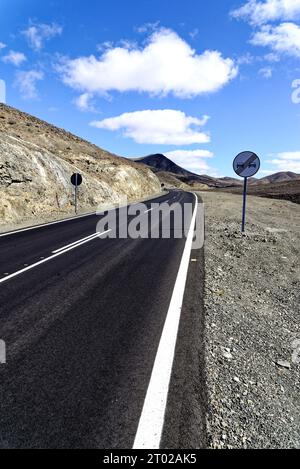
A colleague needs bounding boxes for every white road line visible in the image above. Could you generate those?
[0,230,111,285]
[133,193,198,450]
[52,232,100,253]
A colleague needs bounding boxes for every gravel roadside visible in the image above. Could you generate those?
[199,191,300,449]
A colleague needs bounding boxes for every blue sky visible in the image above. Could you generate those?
[1,0,300,177]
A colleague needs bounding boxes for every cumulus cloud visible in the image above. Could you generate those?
[231,0,300,26]
[15,70,44,99]
[267,151,300,172]
[2,50,26,66]
[90,109,210,145]
[251,22,300,56]
[0,42,6,50]
[58,28,237,99]
[22,22,63,51]
[135,21,160,34]
[258,66,273,77]
[74,92,95,112]
[164,149,215,174]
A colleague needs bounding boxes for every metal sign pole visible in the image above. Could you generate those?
[73,174,76,214]
[242,177,248,233]
[75,174,78,214]
[71,173,83,215]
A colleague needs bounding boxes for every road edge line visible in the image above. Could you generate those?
[133,192,198,449]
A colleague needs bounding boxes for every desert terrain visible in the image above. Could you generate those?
[200,191,300,448]
[220,179,300,205]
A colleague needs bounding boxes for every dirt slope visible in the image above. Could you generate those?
[0,104,161,230]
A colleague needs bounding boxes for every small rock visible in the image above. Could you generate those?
[276,360,291,370]
[222,351,233,360]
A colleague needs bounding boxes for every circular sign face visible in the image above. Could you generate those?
[71,173,83,186]
[233,151,260,178]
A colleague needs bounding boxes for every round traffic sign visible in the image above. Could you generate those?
[71,173,83,186]
[233,151,260,178]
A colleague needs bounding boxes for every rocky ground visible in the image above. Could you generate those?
[200,191,300,449]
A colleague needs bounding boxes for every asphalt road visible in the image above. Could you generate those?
[0,190,203,449]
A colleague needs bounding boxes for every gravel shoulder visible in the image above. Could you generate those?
[199,191,300,449]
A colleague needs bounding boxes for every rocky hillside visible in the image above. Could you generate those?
[134,154,219,188]
[0,104,161,230]
[253,171,300,185]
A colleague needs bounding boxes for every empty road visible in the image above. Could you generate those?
[0,190,205,449]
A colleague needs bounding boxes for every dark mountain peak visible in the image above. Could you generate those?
[134,153,224,187]
[134,154,194,177]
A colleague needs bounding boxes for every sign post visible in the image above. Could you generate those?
[233,151,260,233]
[70,173,83,214]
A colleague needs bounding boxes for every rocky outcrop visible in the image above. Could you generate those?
[0,104,161,229]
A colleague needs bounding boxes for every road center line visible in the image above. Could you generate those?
[0,230,111,285]
[52,232,100,253]
[133,193,198,449]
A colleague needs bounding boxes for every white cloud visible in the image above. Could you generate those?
[74,92,95,111]
[15,70,44,99]
[259,66,273,77]
[231,0,300,26]
[164,149,215,174]
[135,21,160,34]
[0,42,6,50]
[189,28,199,39]
[90,109,210,145]
[251,22,300,56]
[58,28,237,99]
[237,53,255,64]
[264,52,280,61]
[22,22,62,51]
[267,151,300,172]
[2,50,26,66]
[165,149,213,159]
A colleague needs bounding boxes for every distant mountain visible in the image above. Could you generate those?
[134,154,197,177]
[134,154,228,188]
[133,154,300,192]
[254,171,300,185]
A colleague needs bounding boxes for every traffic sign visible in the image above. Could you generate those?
[233,151,260,178]
[70,173,82,214]
[71,173,83,187]
[233,151,260,233]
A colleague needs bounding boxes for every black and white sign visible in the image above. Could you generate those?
[71,173,83,187]
[71,173,82,214]
[233,151,260,178]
